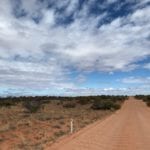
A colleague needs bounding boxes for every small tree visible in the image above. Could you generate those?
[23,100,42,113]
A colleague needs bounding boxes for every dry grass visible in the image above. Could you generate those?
[0,99,115,149]
[0,124,10,132]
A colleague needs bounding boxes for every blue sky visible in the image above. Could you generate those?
[0,0,150,96]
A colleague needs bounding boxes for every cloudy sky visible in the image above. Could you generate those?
[0,0,150,96]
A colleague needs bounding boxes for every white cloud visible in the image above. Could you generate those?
[144,63,150,69]
[122,76,150,84]
[106,0,118,4]
[64,86,150,96]
[75,74,86,83]
[41,10,55,26]
[0,0,149,95]
[0,59,75,90]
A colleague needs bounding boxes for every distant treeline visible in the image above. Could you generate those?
[0,95,128,107]
[0,95,128,101]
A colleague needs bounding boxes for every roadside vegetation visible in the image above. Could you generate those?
[0,95,127,149]
[91,100,121,110]
[135,95,150,107]
[0,95,127,109]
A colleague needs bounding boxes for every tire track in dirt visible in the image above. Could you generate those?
[47,97,150,150]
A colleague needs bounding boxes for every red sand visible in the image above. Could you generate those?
[47,97,150,150]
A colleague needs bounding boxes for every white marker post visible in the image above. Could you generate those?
[70,118,74,134]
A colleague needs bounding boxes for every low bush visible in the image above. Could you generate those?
[37,114,51,121]
[0,100,16,108]
[77,99,92,105]
[63,102,76,108]
[52,125,61,129]
[91,100,121,110]
[135,95,150,101]
[135,95,150,107]
[112,103,121,110]
[23,100,42,113]
[146,101,150,107]
[54,130,65,137]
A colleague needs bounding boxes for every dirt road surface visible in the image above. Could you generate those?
[47,97,150,150]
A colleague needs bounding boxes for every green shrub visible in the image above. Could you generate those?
[91,100,120,110]
[23,100,42,113]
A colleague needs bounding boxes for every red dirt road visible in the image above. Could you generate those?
[48,97,150,150]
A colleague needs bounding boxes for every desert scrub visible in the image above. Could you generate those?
[91,100,121,110]
[146,101,150,107]
[0,100,15,108]
[77,99,92,105]
[135,95,150,107]
[52,125,61,129]
[23,100,42,113]
[36,114,51,121]
[63,102,76,108]
[54,130,65,137]
[0,124,10,132]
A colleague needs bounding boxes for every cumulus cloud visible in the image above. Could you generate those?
[0,0,149,95]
